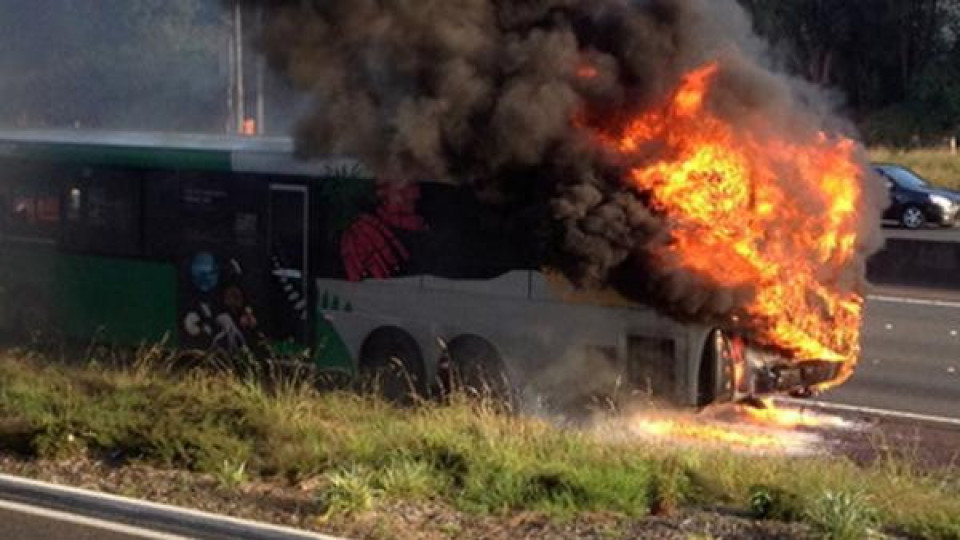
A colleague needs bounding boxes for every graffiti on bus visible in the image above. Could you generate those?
[182,252,258,351]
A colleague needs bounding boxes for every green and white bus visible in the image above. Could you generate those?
[0,129,842,407]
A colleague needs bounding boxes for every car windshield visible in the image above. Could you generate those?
[882,166,929,189]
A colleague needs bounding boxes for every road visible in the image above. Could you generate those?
[823,289,960,419]
[883,223,960,242]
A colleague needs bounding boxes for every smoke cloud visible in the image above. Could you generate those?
[248,0,885,333]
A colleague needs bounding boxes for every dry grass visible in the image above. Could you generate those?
[869,147,960,190]
[0,350,957,537]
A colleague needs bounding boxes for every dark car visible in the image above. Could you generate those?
[873,164,960,229]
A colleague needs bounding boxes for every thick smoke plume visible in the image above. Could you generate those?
[248,0,885,329]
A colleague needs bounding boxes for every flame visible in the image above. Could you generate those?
[590,62,865,369]
[738,398,848,429]
[622,401,856,454]
[577,65,599,80]
[632,416,787,450]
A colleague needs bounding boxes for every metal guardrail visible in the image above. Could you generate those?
[0,473,344,540]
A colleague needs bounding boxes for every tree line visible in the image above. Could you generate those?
[739,0,960,145]
[0,1,957,146]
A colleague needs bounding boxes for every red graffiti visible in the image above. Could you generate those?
[341,182,426,281]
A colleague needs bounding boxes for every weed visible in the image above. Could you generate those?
[320,465,382,516]
[650,456,690,516]
[804,489,877,540]
[212,459,247,490]
[377,459,444,499]
[748,484,803,521]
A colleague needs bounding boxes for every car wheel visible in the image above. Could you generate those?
[900,205,926,229]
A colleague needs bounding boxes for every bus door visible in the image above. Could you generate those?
[267,184,310,345]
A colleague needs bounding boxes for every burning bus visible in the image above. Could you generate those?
[0,122,860,409]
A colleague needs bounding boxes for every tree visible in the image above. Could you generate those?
[740,0,960,144]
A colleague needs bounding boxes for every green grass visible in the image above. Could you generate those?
[0,351,957,537]
[803,490,877,540]
[869,147,960,190]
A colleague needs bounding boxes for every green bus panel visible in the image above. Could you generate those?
[0,246,177,346]
[54,255,178,345]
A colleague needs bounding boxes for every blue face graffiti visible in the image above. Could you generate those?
[190,252,220,292]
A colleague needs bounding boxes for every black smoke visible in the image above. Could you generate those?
[243,0,885,332]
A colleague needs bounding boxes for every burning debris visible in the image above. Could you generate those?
[247,0,886,375]
[601,400,862,456]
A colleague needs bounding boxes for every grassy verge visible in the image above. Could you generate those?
[869,147,960,190]
[0,350,957,539]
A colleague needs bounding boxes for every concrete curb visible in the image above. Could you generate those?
[0,473,345,540]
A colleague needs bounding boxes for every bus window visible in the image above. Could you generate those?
[3,180,60,242]
[62,169,141,256]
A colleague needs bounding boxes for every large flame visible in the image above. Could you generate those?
[592,63,864,371]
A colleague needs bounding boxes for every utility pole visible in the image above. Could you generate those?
[226,9,235,134]
[255,4,265,134]
[233,0,246,134]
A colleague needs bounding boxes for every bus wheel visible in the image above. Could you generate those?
[358,326,428,404]
[443,334,512,405]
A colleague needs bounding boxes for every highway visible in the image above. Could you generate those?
[817,226,960,418]
[883,222,960,242]
[822,288,960,419]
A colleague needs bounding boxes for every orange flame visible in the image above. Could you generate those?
[577,65,599,80]
[593,62,865,368]
[633,417,787,450]
[738,399,848,429]
[625,400,852,453]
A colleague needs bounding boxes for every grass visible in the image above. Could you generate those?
[0,350,957,537]
[803,490,877,540]
[869,147,960,190]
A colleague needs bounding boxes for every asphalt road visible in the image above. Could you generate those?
[883,222,960,242]
[823,290,960,419]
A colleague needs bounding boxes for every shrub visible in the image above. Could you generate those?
[320,465,382,516]
[748,484,803,521]
[804,489,877,540]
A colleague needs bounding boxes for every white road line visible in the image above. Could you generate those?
[867,294,960,309]
[776,397,960,427]
[0,499,188,539]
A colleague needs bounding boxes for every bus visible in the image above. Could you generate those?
[0,129,842,409]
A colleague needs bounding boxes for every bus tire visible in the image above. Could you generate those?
[443,334,512,405]
[358,326,427,403]
[696,329,733,409]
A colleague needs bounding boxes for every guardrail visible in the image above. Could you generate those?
[0,473,342,540]
[867,237,960,289]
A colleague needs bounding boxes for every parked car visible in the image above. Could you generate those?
[873,164,960,229]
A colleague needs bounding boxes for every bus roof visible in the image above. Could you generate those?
[0,129,370,177]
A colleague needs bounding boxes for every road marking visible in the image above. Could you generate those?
[776,398,960,427]
[0,499,188,539]
[868,294,960,309]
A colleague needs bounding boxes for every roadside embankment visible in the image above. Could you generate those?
[0,351,957,539]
